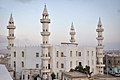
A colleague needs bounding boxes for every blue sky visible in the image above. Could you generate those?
[0,0,120,49]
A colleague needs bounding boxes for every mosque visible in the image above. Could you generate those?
[7,5,105,80]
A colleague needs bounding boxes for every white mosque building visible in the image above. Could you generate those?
[7,5,105,80]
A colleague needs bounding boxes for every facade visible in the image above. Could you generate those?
[6,5,105,80]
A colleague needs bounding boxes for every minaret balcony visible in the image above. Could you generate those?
[7,36,15,39]
[96,54,104,57]
[70,32,75,35]
[41,69,51,73]
[41,56,51,60]
[70,39,75,42]
[96,37,104,40]
[41,44,51,48]
[96,64,105,67]
[7,26,16,29]
[41,32,50,36]
[96,28,104,32]
[40,19,50,23]
[97,46,104,49]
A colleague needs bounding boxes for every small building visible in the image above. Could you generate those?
[62,72,89,80]
[103,53,120,75]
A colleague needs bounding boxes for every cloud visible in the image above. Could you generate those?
[15,0,33,3]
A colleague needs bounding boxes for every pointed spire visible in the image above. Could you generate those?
[71,22,74,30]
[42,4,48,16]
[9,13,14,23]
[98,17,102,26]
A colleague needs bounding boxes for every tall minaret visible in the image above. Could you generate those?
[96,17,105,74]
[7,14,16,50]
[70,22,76,43]
[40,4,51,80]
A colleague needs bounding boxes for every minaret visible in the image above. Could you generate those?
[7,14,16,50]
[40,4,51,80]
[70,22,76,43]
[96,17,105,74]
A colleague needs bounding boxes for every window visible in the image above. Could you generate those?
[88,60,89,66]
[22,51,24,57]
[57,51,59,57]
[28,75,30,79]
[36,64,39,68]
[14,51,16,57]
[61,63,64,68]
[70,61,72,67]
[12,44,14,47]
[57,73,59,79]
[76,61,78,65]
[13,71,16,77]
[76,51,77,56]
[87,51,89,56]
[79,62,81,66]
[23,74,25,80]
[79,52,81,56]
[92,60,94,65]
[36,52,39,57]
[12,34,14,37]
[92,51,94,56]
[48,64,50,69]
[70,51,72,57]
[14,61,16,67]
[57,62,58,68]
[22,61,24,67]
[61,52,64,57]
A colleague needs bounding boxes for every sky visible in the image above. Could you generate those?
[0,0,120,50]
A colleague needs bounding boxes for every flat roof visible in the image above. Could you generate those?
[63,72,87,78]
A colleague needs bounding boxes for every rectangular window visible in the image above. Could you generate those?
[12,44,14,47]
[22,61,24,67]
[79,52,81,56]
[87,51,89,56]
[92,60,94,65]
[70,61,72,67]
[36,64,39,68]
[23,74,25,80]
[57,73,59,79]
[88,60,89,66]
[61,63,64,68]
[76,51,77,56]
[61,52,64,57]
[57,51,59,57]
[36,52,39,57]
[92,51,94,56]
[28,75,30,79]
[48,64,50,69]
[57,62,58,68]
[22,51,24,57]
[14,51,16,57]
[14,61,16,67]
[12,34,14,37]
